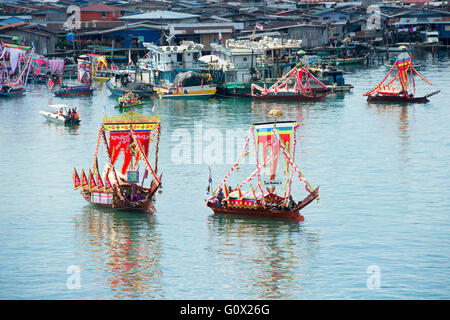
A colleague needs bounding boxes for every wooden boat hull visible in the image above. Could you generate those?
[53,85,94,97]
[207,187,319,221]
[80,182,160,214]
[0,87,25,97]
[252,92,329,101]
[207,202,305,220]
[159,92,215,99]
[105,79,155,97]
[367,95,429,103]
[115,101,145,108]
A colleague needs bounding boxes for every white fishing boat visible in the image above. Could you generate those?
[155,71,216,99]
[40,104,80,125]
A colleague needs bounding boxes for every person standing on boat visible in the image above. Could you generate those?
[217,188,224,207]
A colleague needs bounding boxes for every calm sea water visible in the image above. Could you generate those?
[0,51,449,299]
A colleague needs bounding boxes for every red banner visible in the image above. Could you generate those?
[109,131,151,174]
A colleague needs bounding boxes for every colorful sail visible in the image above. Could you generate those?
[253,121,297,180]
[77,58,92,85]
[102,110,160,175]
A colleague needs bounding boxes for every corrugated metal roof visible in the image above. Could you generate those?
[119,10,200,20]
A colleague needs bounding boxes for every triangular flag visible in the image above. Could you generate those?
[223,183,229,199]
[251,185,257,200]
[73,168,81,190]
[96,172,104,191]
[81,169,89,188]
[48,78,54,90]
[104,169,112,191]
[238,188,243,200]
[88,169,97,190]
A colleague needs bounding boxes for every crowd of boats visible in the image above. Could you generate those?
[0,38,440,221]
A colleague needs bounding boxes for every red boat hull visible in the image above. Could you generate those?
[207,202,304,220]
[207,187,319,221]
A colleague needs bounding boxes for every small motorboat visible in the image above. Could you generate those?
[40,104,80,125]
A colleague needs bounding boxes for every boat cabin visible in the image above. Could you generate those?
[140,41,205,86]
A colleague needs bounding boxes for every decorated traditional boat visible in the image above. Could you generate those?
[73,110,162,214]
[251,66,330,101]
[115,92,144,108]
[0,43,34,97]
[206,110,319,221]
[40,104,80,125]
[364,52,439,103]
[52,57,94,97]
[29,56,65,84]
[86,54,110,82]
[155,71,216,99]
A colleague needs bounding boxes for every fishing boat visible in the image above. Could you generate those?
[0,43,34,97]
[73,110,162,214]
[105,69,154,97]
[52,57,94,97]
[115,92,145,108]
[308,65,353,92]
[251,66,330,101]
[39,104,80,125]
[364,52,439,103]
[206,110,319,221]
[155,71,216,99]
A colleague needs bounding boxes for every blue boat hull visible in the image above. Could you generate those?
[53,85,94,97]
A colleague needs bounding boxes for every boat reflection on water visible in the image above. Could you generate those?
[206,214,319,299]
[73,205,164,298]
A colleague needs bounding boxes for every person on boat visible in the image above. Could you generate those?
[59,108,64,116]
[217,188,224,207]
[287,195,296,210]
[68,109,72,118]
[73,109,79,120]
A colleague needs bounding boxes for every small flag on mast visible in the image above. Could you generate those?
[256,23,264,31]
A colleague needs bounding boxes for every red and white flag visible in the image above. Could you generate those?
[256,23,264,31]
[152,103,157,112]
